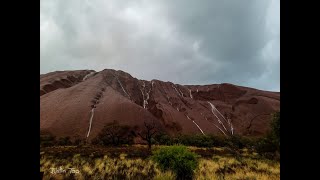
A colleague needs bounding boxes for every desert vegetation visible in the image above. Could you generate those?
[40,145,279,180]
[91,121,135,146]
[138,120,159,150]
[40,112,280,179]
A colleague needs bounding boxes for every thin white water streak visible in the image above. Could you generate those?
[172,85,182,97]
[212,105,228,124]
[146,82,152,99]
[230,123,234,135]
[227,117,234,135]
[140,82,148,109]
[207,101,234,135]
[186,115,205,135]
[115,75,130,99]
[203,114,227,136]
[193,121,205,135]
[141,82,152,109]
[213,123,227,136]
[140,88,147,109]
[189,89,193,99]
[140,89,145,100]
[82,72,95,81]
[145,89,150,109]
[144,100,148,108]
[211,104,234,135]
[207,101,229,133]
[86,108,95,138]
[148,85,152,94]
[178,88,184,97]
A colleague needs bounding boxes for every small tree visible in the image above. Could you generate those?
[254,111,280,158]
[57,136,72,146]
[270,111,280,150]
[154,132,173,145]
[92,121,134,146]
[74,138,86,146]
[138,120,158,150]
[152,145,199,180]
[40,133,56,147]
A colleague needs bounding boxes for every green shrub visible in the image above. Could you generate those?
[270,111,280,150]
[177,134,214,147]
[255,137,277,155]
[57,136,72,146]
[40,133,56,147]
[154,133,258,149]
[41,141,55,147]
[154,133,173,145]
[91,121,134,146]
[209,135,229,147]
[254,111,280,157]
[225,135,257,150]
[151,145,199,180]
[73,138,85,146]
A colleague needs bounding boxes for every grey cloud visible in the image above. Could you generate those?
[40,0,279,91]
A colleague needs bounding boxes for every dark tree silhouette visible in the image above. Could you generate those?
[92,121,134,146]
[138,120,158,150]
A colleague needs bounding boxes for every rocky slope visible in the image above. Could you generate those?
[40,69,280,141]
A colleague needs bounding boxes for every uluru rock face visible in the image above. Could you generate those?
[40,69,280,141]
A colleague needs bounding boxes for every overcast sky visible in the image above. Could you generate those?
[40,0,279,91]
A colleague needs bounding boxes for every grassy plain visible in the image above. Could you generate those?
[40,145,279,180]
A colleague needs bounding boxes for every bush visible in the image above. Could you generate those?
[40,133,56,147]
[255,137,277,154]
[73,138,85,146]
[224,135,257,150]
[151,145,199,180]
[270,111,280,150]
[57,136,72,146]
[154,133,172,145]
[209,135,229,147]
[253,111,280,157]
[91,121,134,146]
[178,134,214,147]
[154,133,258,150]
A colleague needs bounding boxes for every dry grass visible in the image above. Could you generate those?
[41,153,159,180]
[195,156,279,180]
[40,146,279,180]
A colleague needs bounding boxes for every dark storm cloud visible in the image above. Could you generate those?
[40,0,279,91]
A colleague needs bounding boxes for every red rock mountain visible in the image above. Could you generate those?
[40,69,280,141]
